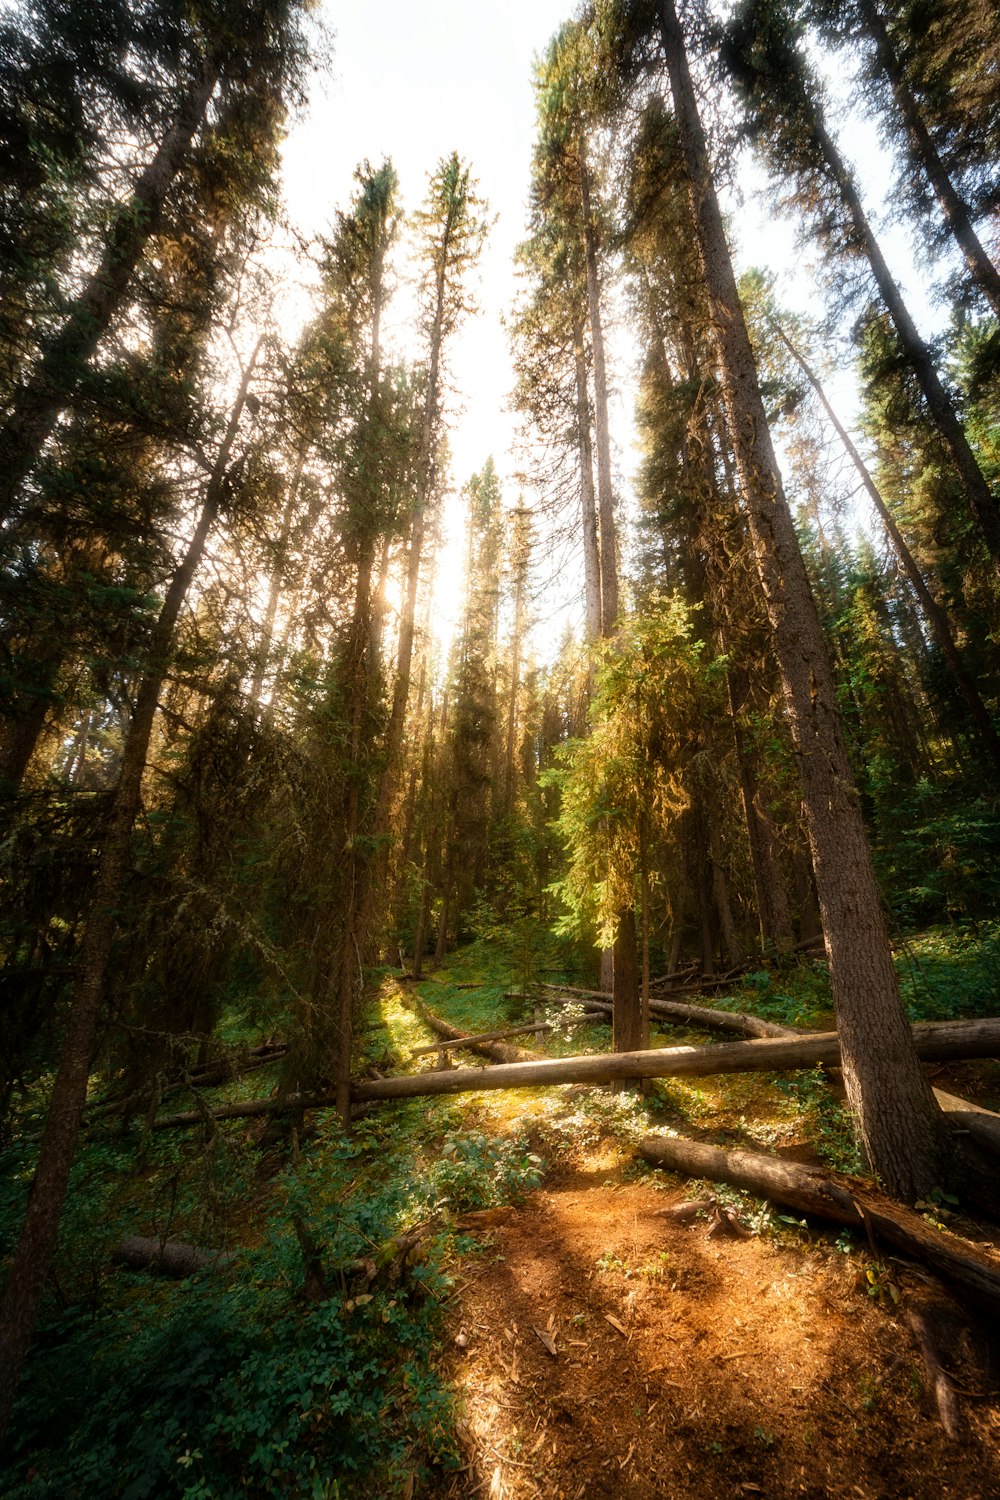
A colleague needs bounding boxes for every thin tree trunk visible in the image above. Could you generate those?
[379,221,451,814]
[434,893,450,966]
[0,62,219,524]
[411,879,433,981]
[726,667,794,951]
[0,345,257,1439]
[332,530,376,1123]
[640,816,651,1050]
[857,0,1000,320]
[251,453,306,710]
[775,320,1000,769]
[657,0,944,1201]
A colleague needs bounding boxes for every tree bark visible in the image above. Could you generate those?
[637,1134,1000,1318]
[0,346,257,1440]
[657,0,945,1202]
[0,62,219,524]
[112,1237,233,1277]
[612,907,642,1060]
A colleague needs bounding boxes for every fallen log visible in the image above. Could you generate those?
[544,990,795,1040]
[410,1020,555,1057]
[88,1043,288,1118]
[113,1236,233,1276]
[618,1004,1000,1157]
[540,976,752,1003]
[350,1018,1000,1102]
[637,1134,1000,1320]
[933,1089,1000,1157]
[412,997,541,1065]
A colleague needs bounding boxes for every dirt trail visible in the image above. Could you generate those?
[435,1167,1000,1500]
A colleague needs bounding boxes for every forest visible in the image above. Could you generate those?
[1,0,1000,1494]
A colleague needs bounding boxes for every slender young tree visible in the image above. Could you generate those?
[377,154,490,830]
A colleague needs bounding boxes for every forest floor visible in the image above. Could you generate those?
[410,941,1000,1500]
[4,930,1000,1498]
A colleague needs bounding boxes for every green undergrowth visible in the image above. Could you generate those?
[0,999,545,1499]
[4,924,997,1496]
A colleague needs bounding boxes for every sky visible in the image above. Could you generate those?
[278,2,954,651]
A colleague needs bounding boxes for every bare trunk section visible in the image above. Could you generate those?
[726,667,795,951]
[612,907,642,1059]
[579,143,618,634]
[657,0,944,1201]
[0,348,258,1439]
[572,313,603,648]
[0,62,219,524]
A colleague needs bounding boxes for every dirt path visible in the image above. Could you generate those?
[435,1170,1000,1500]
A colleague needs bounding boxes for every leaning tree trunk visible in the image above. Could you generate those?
[0,347,257,1439]
[857,0,1000,320]
[0,62,219,525]
[807,113,1000,570]
[657,0,944,1202]
[775,321,1000,771]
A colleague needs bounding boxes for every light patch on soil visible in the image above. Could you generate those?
[434,1172,1000,1500]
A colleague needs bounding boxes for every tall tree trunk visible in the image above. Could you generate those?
[0,346,257,1438]
[612,907,641,1061]
[708,803,743,970]
[579,144,618,632]
[411,878,433,981]
[572,312,603,648]
[639,816,651,1050]
[857,0,1000,319]
[380,233,450,801]
[0,62,219,525]
[332,530,376,1123]
[775,321,1000,770]
[657,0,944,1201]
